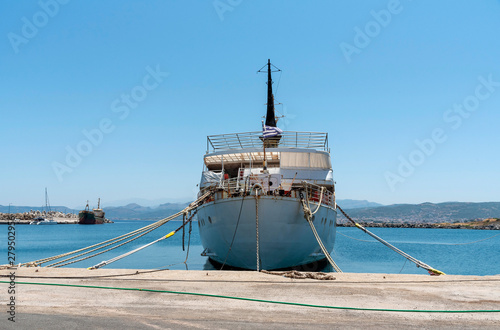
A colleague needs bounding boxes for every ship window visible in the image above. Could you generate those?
[208,216,212,224]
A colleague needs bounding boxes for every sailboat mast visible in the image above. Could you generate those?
[265,59,277,127]
[45,187,51,213]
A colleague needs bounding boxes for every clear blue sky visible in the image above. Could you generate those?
[1,0,499,208]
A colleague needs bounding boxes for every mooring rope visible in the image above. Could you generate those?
[337,206,445,276]
[220,197,245,269]
[46,218,171,267]
[261,269,337,280]
[337,231,377,243]
[220,178,249,270]
[255,190,260,272]
[183,218,193,267]
[89,209,199,270]
[338,230,500,245]
[89,232,175,270]
[24,219,166,267]
[442,233,500,245]
[0,191,213,270]
[299,186,342,273]
[53,222,167,268]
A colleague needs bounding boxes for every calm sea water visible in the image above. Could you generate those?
[2,221,499,275]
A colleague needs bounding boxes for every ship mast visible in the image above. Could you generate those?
[258,59,281,127]
[265,59,277,127]
[258,59,282,156]
[257,59,282,171]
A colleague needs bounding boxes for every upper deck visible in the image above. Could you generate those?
[206,131,329,153]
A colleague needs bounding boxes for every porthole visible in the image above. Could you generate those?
[208,216,212,224]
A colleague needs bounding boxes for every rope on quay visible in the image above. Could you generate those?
[337,206,446,276]
[0,191,213,270]
[2,280,499,313]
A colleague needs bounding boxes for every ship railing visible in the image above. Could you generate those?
[220,177,242,195]
[198,177,248,197]
[300,181,336,208]
[206,131,329,153]
[198,177,335,208]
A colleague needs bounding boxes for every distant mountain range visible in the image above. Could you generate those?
[104,197,193,208]
[336,199,383,209]
[0,205,78,214]
[103,202,190,220]
[340,202,500,224]
[2,200,499,222]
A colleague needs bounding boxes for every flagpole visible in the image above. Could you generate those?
[262,120,267,171]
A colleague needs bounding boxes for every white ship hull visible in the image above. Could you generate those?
[198,195,337,270]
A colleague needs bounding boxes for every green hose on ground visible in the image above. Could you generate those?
[2,280,498,314]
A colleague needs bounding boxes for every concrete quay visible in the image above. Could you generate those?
[1,268,499,329]
[0,218,79,225]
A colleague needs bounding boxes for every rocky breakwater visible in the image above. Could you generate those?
[338,218,500,230]
[0,210,78,224]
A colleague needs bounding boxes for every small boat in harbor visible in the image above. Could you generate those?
[30,188,58,225]
[78,199,106,224]
[36,218,58,225]
[197,60,337,270]
[29,216,58,225]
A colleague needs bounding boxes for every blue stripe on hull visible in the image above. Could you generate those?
[197,196,337,270]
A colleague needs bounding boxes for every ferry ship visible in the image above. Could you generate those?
[197,60,337,270]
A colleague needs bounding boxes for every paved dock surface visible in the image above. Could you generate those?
[0,218,79,224]
[1,268,499,329]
